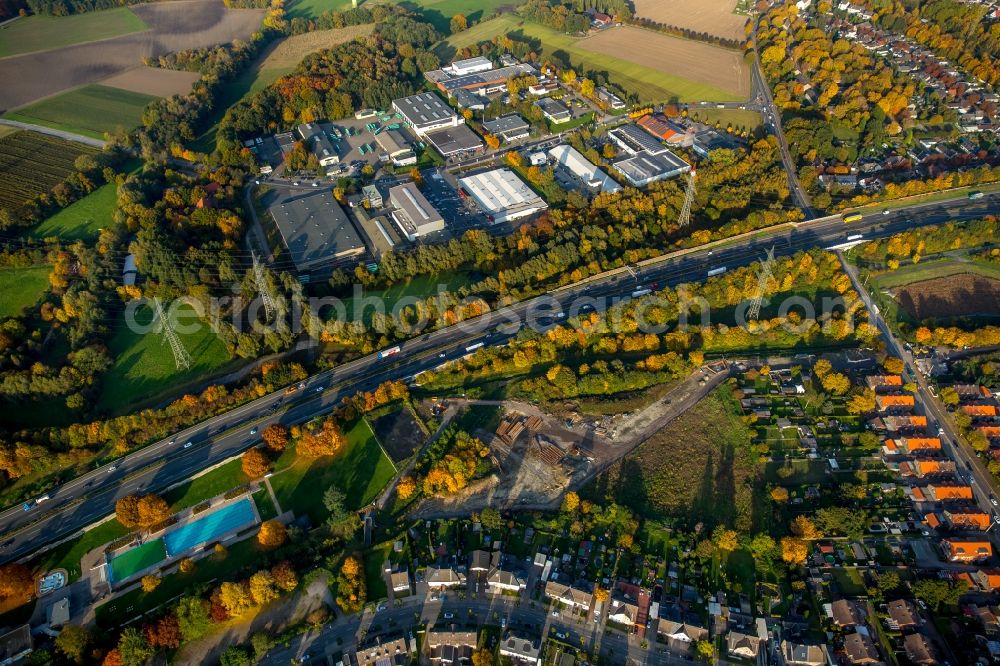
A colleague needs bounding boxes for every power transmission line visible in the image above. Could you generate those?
[152,297,192,371]
[678,170,696,227]
[747,245,776,322]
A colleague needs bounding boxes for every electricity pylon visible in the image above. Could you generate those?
[747,245,776,322]
[251,250,276,322]
[153,298,192,371]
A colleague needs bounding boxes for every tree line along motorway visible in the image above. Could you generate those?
[0,194,996,565]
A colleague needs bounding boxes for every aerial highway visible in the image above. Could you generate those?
[0,193,996,565]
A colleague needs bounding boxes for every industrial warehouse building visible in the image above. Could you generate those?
[269,190,366,273]
[482,114,531,143]
[430,63,537,97]
[388,183,445,240]
[548,144,621,194]
[392,92,461,137]
[458,168,548,224]
[297,122,339,167]
[608,123,669,156]
[445,56,493,75]
[613,149,691,187]
[374,128,416,166]
[535,97,572,124]
[423,124,484,158]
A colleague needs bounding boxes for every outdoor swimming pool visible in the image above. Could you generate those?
[163,498,256,557]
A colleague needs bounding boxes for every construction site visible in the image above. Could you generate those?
[411,361,730,517]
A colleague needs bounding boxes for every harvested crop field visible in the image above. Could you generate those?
[633,0,748,42]
[99,66,200,97]
[893,273,1000,320]
[0,130,98,209]
[0,0,264,111]
[0,7,148,58]
[257,24,374,70]
[578,26,750,97]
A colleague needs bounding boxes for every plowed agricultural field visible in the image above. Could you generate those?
[0,130,98,210]
[893,273,1000,320]
[0,0,264,111]
[578,26,750,97]
[633,0,748,41]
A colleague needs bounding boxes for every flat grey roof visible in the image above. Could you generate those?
[438,63,536,92]
[393,92,456,127]
[424,124,483,156]
[483,114,530,136]
[610,124,668,154]
[535,97,571,119]
[269,190,365,270]
[613,149,690,184]
[354,207,396,259]
[389,182,443,233]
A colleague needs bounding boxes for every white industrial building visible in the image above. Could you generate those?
[613,149,691,187]
[392,92,461,137]
[388,182,445,240]
[548,144,621,194]
[446,56,494,76]
[458,168,548,224]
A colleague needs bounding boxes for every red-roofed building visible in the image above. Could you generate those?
[637,115,685,144]
[942,539,993,563]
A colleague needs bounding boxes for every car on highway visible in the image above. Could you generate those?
[992,496,998,506]
[108,465,118,473]
[183,441,193,449]
[315,386,324,393]
[443,612,454,619]
[250,428,258,436]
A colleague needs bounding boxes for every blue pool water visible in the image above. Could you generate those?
[163,498,256,557]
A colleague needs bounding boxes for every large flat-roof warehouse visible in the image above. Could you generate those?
[458,168,548,224]
[548,144,621,194]
[424,124,484,157]
[388,183,445,240]
[613,149,691,187]
[269,190,366,272]
[392,92,461,137]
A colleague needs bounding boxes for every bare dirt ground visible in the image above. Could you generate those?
[0,0,264,110]
[370,408,425,463]
[256,24,374,71]
[632,0,748,42]
[892,273,1000,320]
[99,66,200,97]
[577,25,750,96]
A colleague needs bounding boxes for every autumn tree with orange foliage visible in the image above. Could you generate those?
[336,555,366,613]
[261,424,289,452]
[0,562,34,601]
[298,417,347,458]
[258,520,288,548]
[396,475,416,500]
[241,448,270,479]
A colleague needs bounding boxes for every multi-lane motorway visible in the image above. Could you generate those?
[1,193,997,565]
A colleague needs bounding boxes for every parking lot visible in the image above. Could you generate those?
[421,168,484,232]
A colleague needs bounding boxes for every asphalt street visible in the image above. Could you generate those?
[1,193,997,565]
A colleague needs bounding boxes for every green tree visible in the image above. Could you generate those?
[877,571,900,596]
[912,579,966,612]
[54,625,89,664]
[175,596,212,642]
[117,627,154,666]
[323,486,347,521]
[480,506,504,530]
[220,645,252,666]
